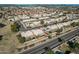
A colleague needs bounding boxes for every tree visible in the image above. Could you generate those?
[65,50,71,54]
[11,22,20,32]
[11,24,18,32]
[17,34,26,43]
[48,35,52,39]
[49,31,52,33]
[67,41,75,48]
[71,22,76,27]
[56,28,63,35]
[75,42,79,48]
[0,35,3,40]
[76,22,79,26]
[47,50,54,54]
[40,20,44,24]
[44,47,54,54]
[44,24,47,27]
[0,13,3,18]
[71,22,79,27]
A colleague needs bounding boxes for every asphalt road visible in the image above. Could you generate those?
[20,27,79,54]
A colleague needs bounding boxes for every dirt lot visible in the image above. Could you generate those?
[0,19,21,53]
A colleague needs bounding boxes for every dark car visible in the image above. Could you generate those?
[58,37,63,42]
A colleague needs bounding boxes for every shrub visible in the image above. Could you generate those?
[11,22,20,32]
[71,22,79,27]
[0,35,3,40]
[40,20,44,24]
[65,50,71,54]
[17,34,26,43]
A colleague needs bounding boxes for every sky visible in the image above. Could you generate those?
[0,0,79,4]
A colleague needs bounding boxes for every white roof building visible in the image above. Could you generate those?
[49,25,59,32]
[39,17,49,20]
[42,14,51,17]
[18,15,30,19]
[31,29,44,36]
[62,22,71,27]
[32,14,41,18]
[20,19,79,39]
[21,29,45,38]
[22,19,37,22]
[21,31,34,38]
[30,21,41,28]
